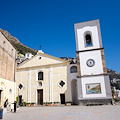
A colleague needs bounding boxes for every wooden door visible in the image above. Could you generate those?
[37,89,43,105]
[19,95,22,105]
[60,94,65,104]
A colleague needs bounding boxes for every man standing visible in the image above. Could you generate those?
[14,101,17,113]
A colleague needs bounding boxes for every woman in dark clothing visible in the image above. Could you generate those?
[4,99,8,108]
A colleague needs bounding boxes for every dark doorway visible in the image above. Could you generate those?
[71,79,78,105]
[60,94,65,104]
[37,89,43,105]
[19,95,22,105]
[0,90,1,106]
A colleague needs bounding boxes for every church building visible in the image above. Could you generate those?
[16,19,112,105]
[16,50,71,105]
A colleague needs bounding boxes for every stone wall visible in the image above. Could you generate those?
[76,52,81,77]
[101,49,107,74]
[0,32,16,82]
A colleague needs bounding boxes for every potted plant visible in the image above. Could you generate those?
[44,102,48,106]
[21,99,25,106]
[48,102,52,106]
[54,102,59,106]
[26,103,31,106]
[66,101,71,106]
[31,103,35,106]
[22,102,26,106]
[43,102,46,106]
[46,102,48,106]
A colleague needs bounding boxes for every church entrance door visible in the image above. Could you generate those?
[37,89,43,105]
[60,94,65,104]
[19,95,22,105]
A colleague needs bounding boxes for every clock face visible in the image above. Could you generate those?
[86,59,95,67]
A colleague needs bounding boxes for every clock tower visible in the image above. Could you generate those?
[74,19,112,105]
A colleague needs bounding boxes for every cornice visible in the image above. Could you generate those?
[18,52,70,68]
[77,73,109,78]
[17,62,70,71]
[76,47,104,53]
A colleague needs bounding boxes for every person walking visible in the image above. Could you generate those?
[14,101,17,113]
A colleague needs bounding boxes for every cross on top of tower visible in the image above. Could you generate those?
[40,45,41,50]
[37,45,44,54]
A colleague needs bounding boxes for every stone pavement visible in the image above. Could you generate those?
[3,105,120,120]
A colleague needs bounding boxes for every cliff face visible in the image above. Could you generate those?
[0,28,20,44]
[107,69,120,80]
[0,28,37,55]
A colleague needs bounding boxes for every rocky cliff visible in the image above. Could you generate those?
[0,28,37,55]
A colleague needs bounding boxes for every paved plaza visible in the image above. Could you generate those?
[3,105,120,120]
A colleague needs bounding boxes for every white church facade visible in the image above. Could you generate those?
[16,51,72,105]
[16,19,112,105]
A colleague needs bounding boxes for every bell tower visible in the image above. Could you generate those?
[74,19,112,105]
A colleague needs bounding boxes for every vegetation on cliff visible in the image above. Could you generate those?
[0,28,37,55]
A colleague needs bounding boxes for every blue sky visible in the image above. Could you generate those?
[0,0,120,72]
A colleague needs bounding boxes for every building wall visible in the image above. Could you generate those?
[0,32,16,81]
[80,76,106,99]
[79,50,103,76]
[0,31,16,107]
[0,78,16,107]
[76,26,101,51]
[74,20,103,51]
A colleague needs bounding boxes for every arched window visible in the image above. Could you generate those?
[38,72,44,80]
[85,34,92,47]
[70,66,77,73]
[9,89,12,94]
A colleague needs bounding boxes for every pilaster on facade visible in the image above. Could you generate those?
[27,70,31,103]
